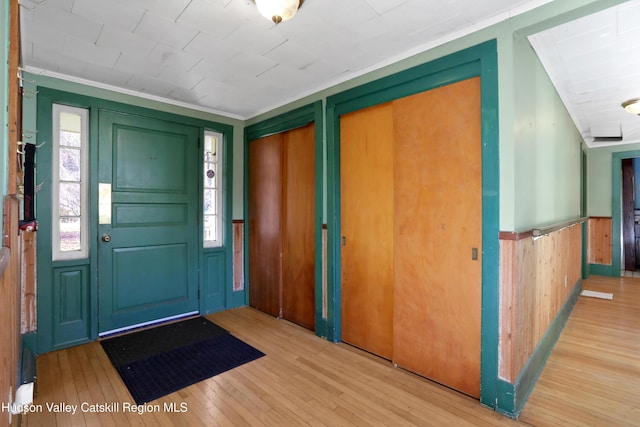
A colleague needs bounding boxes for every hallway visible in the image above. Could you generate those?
[520,275,640,425]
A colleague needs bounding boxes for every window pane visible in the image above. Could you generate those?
[204,215,217,242]
[60,130,81,147]
[204,189,216,214]
[203,131,222,248]
[60,112,82,132]
[204,137,216,161]
[59,182,81,216]
[53,104,88,261]
[59,147,81,181]
[60,217,81,252]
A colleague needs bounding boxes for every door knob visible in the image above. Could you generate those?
[102,234,111,242]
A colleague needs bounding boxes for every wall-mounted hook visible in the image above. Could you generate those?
[35,141,47,149]
[35,182,44,194]
[22,89,39,99]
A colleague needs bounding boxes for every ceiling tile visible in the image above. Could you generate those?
[147,44,202,71]
[134,11,199,50]
[32,3,103,43]
[97,26,156,58]
[222,22,288,56]
[183,32,239,62]
[81,63,133,88]
[114,52,163,76]
[263,40,317,70]
[31,44,87,75]
[127,0,193,21]
[177,0,242,39]
[71,0,145,33]
[20,15,66,52]
[63,35,121,68]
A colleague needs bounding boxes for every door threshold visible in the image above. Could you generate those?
[98,311,199,338]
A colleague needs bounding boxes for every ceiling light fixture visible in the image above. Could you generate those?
[254,0,302,24]
[622,98,640,115]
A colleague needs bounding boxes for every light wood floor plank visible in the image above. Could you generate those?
[520,275,640,426]
[24,275,639,426]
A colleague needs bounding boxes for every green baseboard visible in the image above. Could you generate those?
[496,278,582,418]
[588,263,616,277]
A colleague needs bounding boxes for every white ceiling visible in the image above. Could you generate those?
[20,0,555,120]
[529,0,640,147]
[19,0,640,145]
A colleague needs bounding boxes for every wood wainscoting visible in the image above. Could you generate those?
[232,220,244,293]
[587,216,612,266]
[499,221,583,383]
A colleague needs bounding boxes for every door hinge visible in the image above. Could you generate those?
[197,289,200,300]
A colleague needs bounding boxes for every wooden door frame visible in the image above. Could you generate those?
[34,87,235,353]
[244,101,325,335]
[326,40,500,409]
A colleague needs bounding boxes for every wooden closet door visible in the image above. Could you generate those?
[248,134,283,318]
[282,123,316,330]
[340,103,395,359]
[392,77,482,397]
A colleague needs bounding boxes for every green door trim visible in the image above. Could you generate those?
[35,87,234,354]
[611,150,640,277]
[244,101,325,336]
[325,40,501,410]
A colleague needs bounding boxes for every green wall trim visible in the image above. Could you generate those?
[326,39,501,409]
[326,42,493,114]
[589,263,616,277]
[611,150,640,277]
[497,278,582,418]
[35,87,235,354]
[243,101,326,337]
[245,102,318,141]
[496,380,516,416]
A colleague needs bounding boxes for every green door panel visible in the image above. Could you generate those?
[202,251,226,313]
[113,126,187,192]
[98,110,200,333]
[52,265,91,348]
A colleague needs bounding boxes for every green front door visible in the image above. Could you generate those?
[98,110,200,333]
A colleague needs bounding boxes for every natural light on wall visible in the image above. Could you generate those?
[203,131,223,248]
[52,104,89,261]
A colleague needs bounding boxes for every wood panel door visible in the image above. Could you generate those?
[340,103,395,359]
[622,158,635,270]
[98,111,199,333]
[248,125,316,329]
[248,133,283,318]
[282,123,316,330]
[392,77,482,397]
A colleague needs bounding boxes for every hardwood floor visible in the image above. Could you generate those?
[519,275,640,426]
[24,276,639,426]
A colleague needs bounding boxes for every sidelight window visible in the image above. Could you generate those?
[52,104,89,261]
[203,131,223,248]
